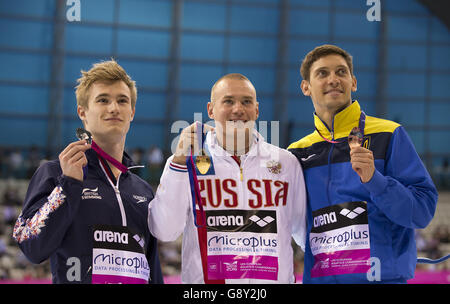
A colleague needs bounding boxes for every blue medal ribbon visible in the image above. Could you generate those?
[186,122,207,228]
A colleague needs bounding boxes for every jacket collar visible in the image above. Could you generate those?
[85,148,135,176]
[205,128,264,158]
[314,100,362,140]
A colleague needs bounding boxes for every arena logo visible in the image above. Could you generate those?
[249,215,275,228]
[207,214,244,227]
[340,207,366,219]
[94,229,128,244]
[313,211,337,228]
[205,210,277,234]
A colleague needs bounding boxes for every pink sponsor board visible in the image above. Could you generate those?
[311,249,371,278]
[407,270,450,284]
[92,274,147,284]
[1,270,449,284]
[208,254,278,280]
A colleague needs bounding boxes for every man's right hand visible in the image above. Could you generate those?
[172,122,214,165]
[59,140,91,181]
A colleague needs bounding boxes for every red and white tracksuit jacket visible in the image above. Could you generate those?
[148,130,306,283]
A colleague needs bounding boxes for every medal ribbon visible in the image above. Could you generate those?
[315,111,366,144]
[186,122,207,228]
[91,140,128,173]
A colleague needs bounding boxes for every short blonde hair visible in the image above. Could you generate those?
[75,59,137,109]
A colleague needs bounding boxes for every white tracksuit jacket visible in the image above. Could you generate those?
[148,130,307,283]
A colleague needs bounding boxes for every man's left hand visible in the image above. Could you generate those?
[350,146,375,183]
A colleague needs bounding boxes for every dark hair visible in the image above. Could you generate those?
[300,44,354,81]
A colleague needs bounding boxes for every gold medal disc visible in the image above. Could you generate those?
[195,154,211,175]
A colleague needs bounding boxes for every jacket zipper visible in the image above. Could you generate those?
[98,160,127,226]
[327,117,336,206]
[235,158,244,210]
[112,176,127,227]
[231,155,244,181]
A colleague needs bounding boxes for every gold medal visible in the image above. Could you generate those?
[195,150,211,175]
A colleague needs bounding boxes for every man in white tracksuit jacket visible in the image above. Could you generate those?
[148,73,307,283]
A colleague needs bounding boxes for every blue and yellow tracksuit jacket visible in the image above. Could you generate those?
[288,101,438,283]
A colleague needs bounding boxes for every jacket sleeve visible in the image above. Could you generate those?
[148,156,191,242]
[289,154,307,251]
[146,231,164,284]
[362,126,438,229]
[12,161,83,264]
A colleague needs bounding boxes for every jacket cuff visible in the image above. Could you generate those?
[57,174,83,185]
[362,169,388,197]
[57,174,83,197]
[169,162,187,173]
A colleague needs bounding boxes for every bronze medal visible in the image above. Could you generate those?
[348,127,363,149]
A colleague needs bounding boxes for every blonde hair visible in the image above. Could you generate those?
[75,59,137,109]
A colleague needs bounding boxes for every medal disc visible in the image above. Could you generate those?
[195,154,211,175]
[348,127,363,149]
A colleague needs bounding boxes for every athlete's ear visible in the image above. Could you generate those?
[130,106,135,122]
[207,101,214,119]
[300,80,311,97]
[77,105,87,123]
[351,75,357,92]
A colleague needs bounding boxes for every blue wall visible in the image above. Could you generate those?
[0,0,449,170]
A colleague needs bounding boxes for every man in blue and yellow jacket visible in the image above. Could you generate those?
[288,45,438,283]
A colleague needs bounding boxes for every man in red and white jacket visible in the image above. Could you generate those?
[148,73,307,283]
